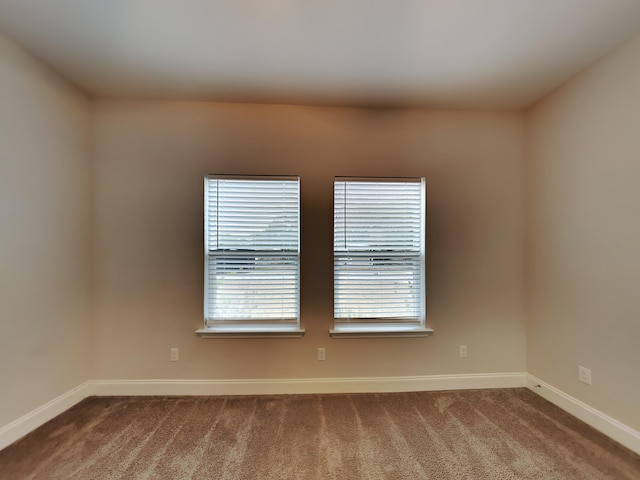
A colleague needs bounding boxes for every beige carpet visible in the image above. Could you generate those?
[0,388,638,479]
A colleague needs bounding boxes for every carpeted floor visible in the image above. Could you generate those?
[0,388,638,479]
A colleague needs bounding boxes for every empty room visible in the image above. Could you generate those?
[0,1,639,478]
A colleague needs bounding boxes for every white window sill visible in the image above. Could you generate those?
[329,325,434,338]
[196,327,305,339]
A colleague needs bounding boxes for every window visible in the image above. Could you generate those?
[332,177,431,337]
[198,175,304,338]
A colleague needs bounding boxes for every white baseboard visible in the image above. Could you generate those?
[88,372,527,396]
[527,374,640,455]
[0,382,89,451]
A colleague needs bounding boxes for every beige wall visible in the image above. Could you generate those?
[91,101,527,380]
[0,33,91,426]
[526,33,640,430]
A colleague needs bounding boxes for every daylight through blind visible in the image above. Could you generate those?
[204,176,300,325]
[334,177,425,323]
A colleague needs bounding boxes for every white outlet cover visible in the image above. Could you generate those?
[578,366,592,385]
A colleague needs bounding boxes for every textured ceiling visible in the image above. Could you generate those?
[1,0,640,108]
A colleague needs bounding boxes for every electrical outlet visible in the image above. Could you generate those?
[459,345,467,358]
[170,348,179,362]
[578,366,592,385]
[317,347,326,361]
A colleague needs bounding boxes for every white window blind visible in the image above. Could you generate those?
[204,175,300,331]
[333,177,426,330]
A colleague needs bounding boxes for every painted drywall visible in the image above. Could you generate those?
[91,101,526,380]
[0,32,91,427]
[526,32,640,431]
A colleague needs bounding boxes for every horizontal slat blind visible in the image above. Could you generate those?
[205,176,300,324]
[334,178,425,322]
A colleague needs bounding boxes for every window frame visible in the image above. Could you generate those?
[197,174,304,338]
[331,176,432,338]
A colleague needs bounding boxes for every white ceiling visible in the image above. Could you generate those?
[1,0,640,109]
